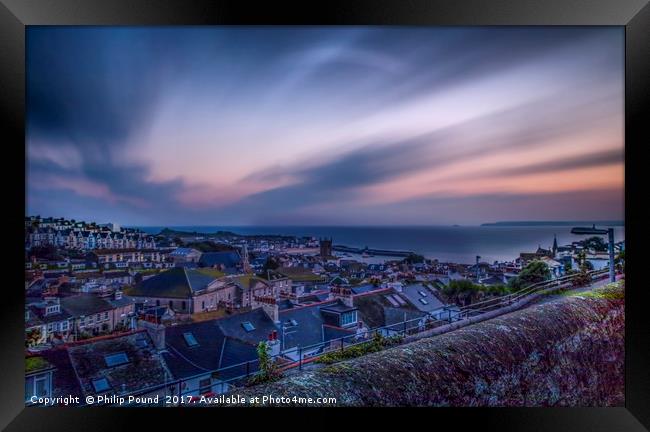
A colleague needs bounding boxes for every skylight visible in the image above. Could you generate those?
[104,352,129,367]
[418,298,429,305]
[385,295,399,307]
[418,291,428,297]
[241,322,256,332]
[183,332,199,347]
[92,378,110,392]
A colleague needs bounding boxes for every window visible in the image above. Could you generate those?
[182,301,186,310]
[34,375,49,397]
[199,378,212,395]
[418,298,429,305]
[169,301,173,308]
[103,312,109,320]
[340,311,357,327]
[104,352,129,367]
[45,305,60,315]
[156,300,160,306]
[201,301,205,310]
[384,295,399,307]
[241,322,255,332]
[183,332,199,347]
[92,378,110,392]
[96,314,100,321]
[60,321,69,331]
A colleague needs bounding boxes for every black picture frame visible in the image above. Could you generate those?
[1,0,648,430]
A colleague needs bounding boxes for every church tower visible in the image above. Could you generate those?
[241,243,251,273]
[552,234,558,257]
[319,237,333,259]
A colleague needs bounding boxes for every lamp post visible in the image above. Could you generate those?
[570,225,616,283]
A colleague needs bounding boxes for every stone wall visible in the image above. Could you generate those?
[229,284,625,406]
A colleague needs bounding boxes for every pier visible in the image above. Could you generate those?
[332,245,414,257]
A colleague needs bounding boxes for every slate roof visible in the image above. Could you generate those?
[105,294,136,309]
[323,325,356,342]
[199,251,241,268]
[128,267,216,299]
[104,271,130,279]
[353,289,427,330]
[277,299,297,311]
[217,308,277,346]
[278,300,351,351]
[67,331,171,397]
[61,295,114,317]
[28,305,72,324]
[400,284,446,313]
[163,320,259,381]
[170,248,201,257]
[350,284,380,295]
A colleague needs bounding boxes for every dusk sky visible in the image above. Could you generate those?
[26,27,624,226]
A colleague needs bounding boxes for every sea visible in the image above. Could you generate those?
[132,225,625,265]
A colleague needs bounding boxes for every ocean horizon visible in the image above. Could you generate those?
[131,224,625,265]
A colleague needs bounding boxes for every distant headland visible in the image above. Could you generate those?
[481,220,624,227]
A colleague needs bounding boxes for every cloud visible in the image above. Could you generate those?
[25,27,624,225]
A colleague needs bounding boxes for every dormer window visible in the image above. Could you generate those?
[45,304,60,315]
[340,311,357,327]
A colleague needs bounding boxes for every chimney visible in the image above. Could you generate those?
[254,296,279,323]
[266,331,281,357]
[329,285,354,307]
[138,320,165,350]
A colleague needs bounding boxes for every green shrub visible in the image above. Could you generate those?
[315,333,402,365]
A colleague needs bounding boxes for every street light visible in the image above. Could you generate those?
[570,224,615,283]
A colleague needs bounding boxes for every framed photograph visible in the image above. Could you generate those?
[2,0,648,430]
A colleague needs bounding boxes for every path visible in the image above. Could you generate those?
[534,273,623,305]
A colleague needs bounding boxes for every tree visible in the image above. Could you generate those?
[508,260,551,290]
[442,279,481,305]
[25,328,42,347]
[403,253,425,264]
[262,257,279,272]
[572,268,592,287]
[583,236,607,252]
[248,341,282,385]
[615,250,625,273]
[28,245,63,261]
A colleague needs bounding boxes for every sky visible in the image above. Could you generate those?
[26,26,625,226]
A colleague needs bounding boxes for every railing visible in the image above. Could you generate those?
[454,268,610,319]
[70,268,612,407]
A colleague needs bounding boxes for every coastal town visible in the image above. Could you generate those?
[24,215,625,406]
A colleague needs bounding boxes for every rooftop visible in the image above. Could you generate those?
[67,331,171,396]
[127,267,217,299]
